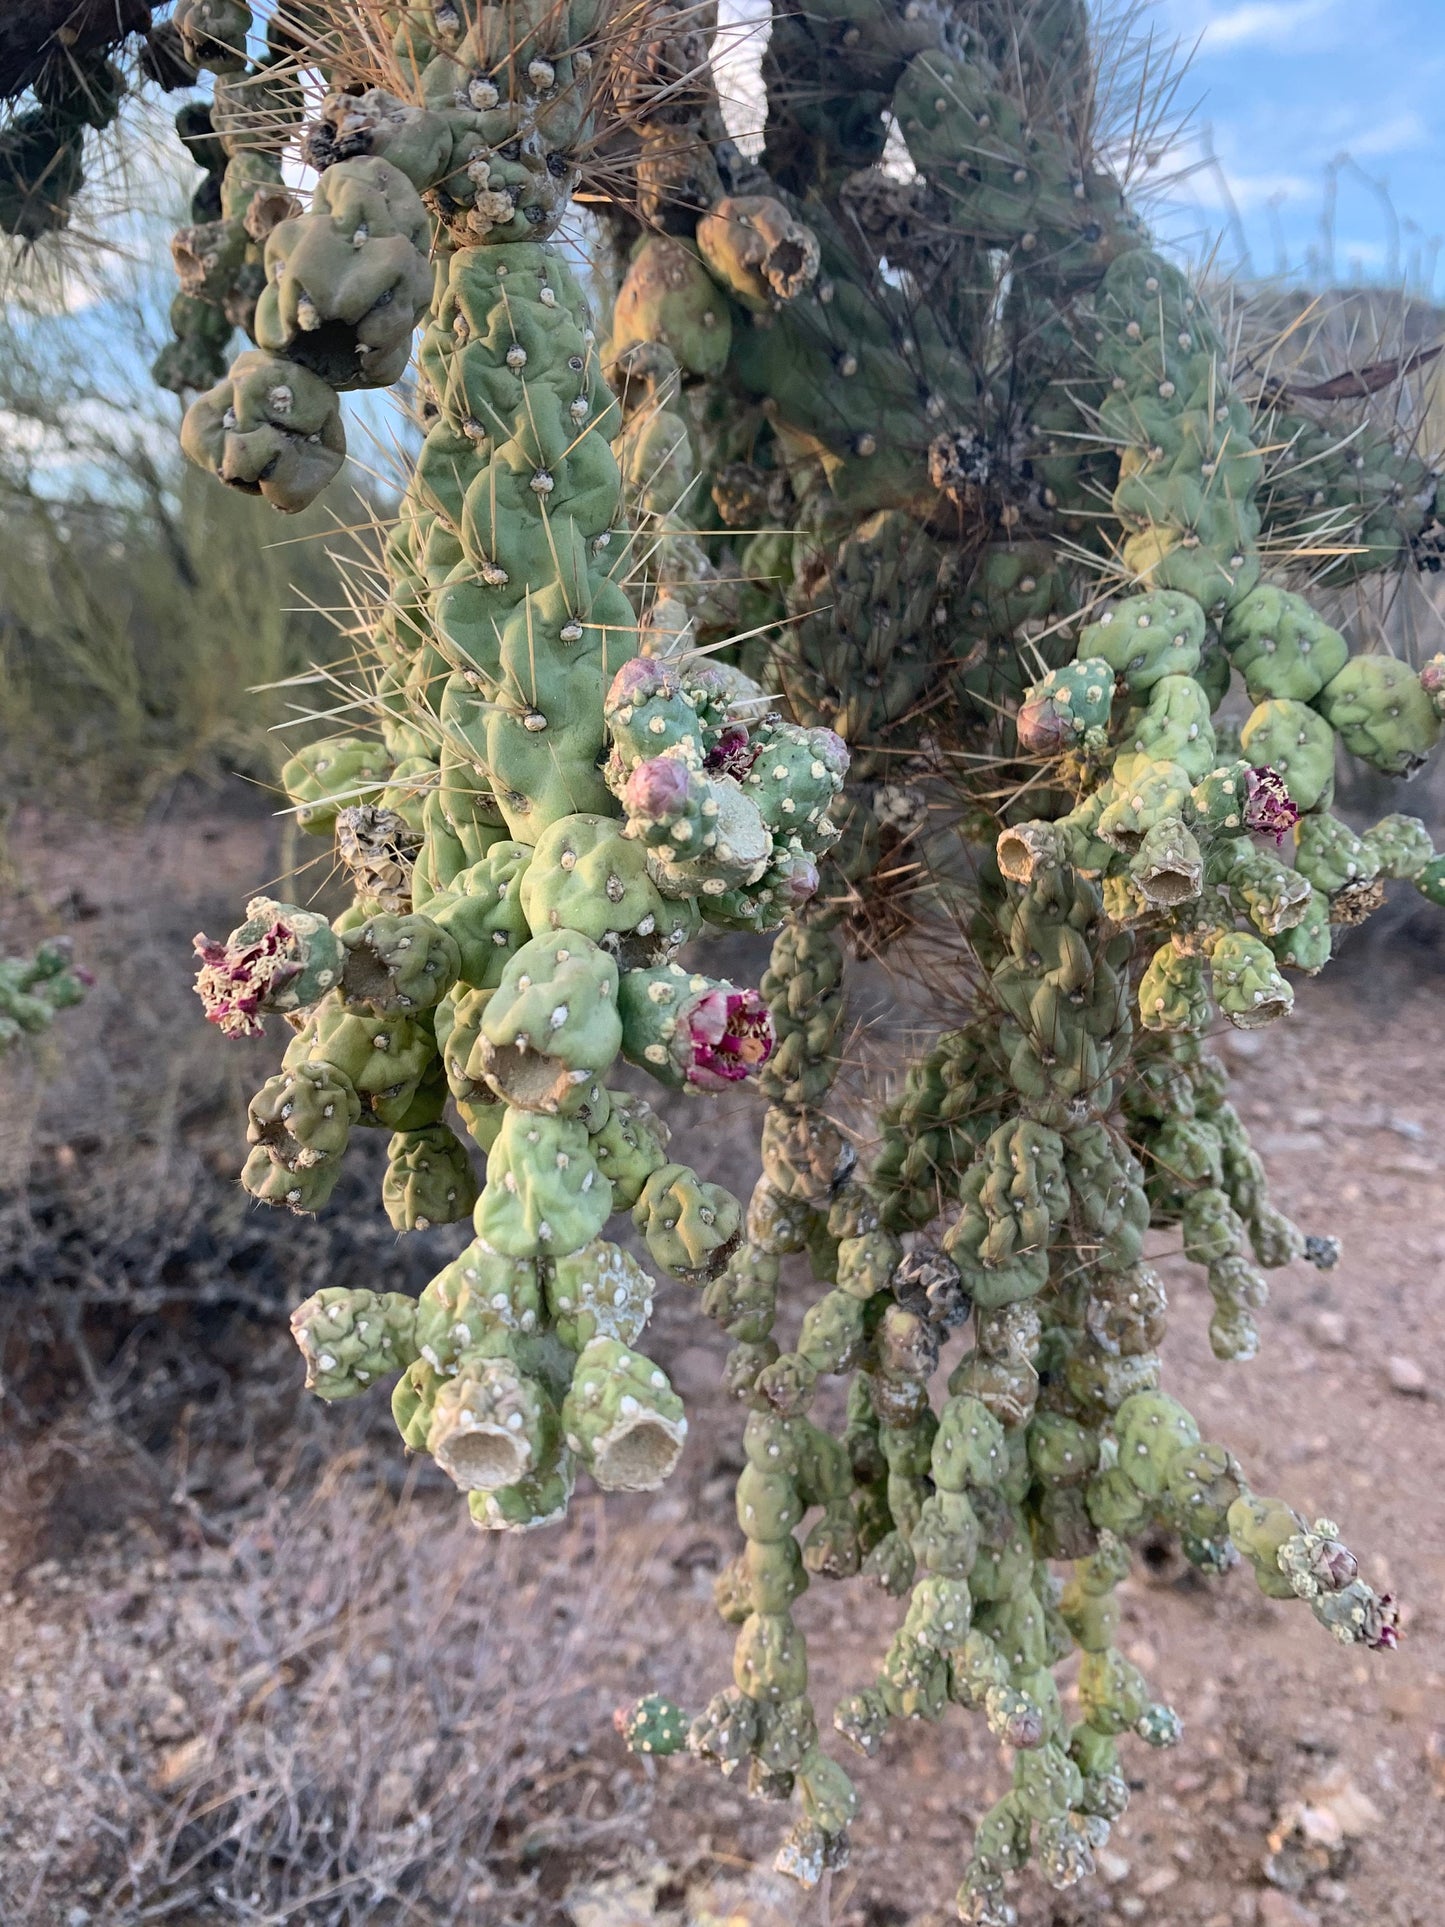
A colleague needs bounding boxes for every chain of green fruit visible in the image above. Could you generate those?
[597,3,1438,1919]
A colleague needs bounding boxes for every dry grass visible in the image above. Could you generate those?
[0,1437,686,1926]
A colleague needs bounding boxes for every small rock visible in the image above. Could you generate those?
[1387,1356,1428,1397]
[1258,1894,1320,1927]
[1097,1849,1131,1883]
[1224,1031,1265,1060]
[1118,1901,1146,1921]
[1138,1865,1179,1896]
[1310,1311,1348,1349]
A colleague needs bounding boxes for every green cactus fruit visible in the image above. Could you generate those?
[1119,675,1217,780]
[468,1445,576,1533]
[561,1337,688,1490]
[690,1685,760,1768]
[1221,839,1312,938]
[616,1693,691,1756]
[1164,1441,1245,1544]
[932,1396,1007,1493]
[1292,811,1379,901]
[1138,943,1211,1032]
[704,1247,779,1350]
[519,814,695,962]
[610,234,733,377]
[1096,760,1194,850]
[383,1122,479,1230]
[1359,813,1433,882]
[546,1237,655,1352]
[912,1493,981,1578]
[603,654,722,774]
[254,157,432,390]
[473,1109,611,1258]
[617,960,774,1091]
[1015,658,1116,755]
[944,1122,1068,1308]
[733,1610,809,1703]
[1077,1647,1149,1734]
[1128,817,1203,907]
[475,929,622,1113]
[796,1746,859,1836]
[1028,1412,1100,1486]
[1059,1580,1120,1654]
[1227,1492,1306,1600]
[633,1162,743,1282]
[1415,854,1445,908]
[193,895,346,1037]
[281,736,393,835]
[290,1002,435,1125]
[1315,656,1441,777]
[245,1057,359,1184]
[426,843,533,988]
[621,755,774,899]
[587,1091,672,1211]
[1238,699,1336,812]
[1208,931,1294,1030]
[426,1355,560,1492]
[340,913,460,1015]
[182,349,346,512]
[1220,584,1349,703]
[290,1286,420,1399]
[173,0,252,73]
[1078,591,1206,690]
[1115,1391,1200,1498]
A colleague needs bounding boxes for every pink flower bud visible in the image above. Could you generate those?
[606,655,677,711]
[624,755,693,822]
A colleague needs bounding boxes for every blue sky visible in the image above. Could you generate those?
[1153,0,1445,291]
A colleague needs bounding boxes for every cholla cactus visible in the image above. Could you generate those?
[150,0,1439,1918]
[0,937,89,1050]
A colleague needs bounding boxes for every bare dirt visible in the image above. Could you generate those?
[2,791,1443,1927]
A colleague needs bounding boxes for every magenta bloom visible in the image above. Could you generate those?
[1243,766,1299,842]
[684,986,774,1089]
[193,920,300,1039]
[704,723,758,780]
[1364,1592,1401,1652]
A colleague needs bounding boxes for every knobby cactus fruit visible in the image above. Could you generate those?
[153,1,1439,1919]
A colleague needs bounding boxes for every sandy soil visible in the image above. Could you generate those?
[2,795,1443,1927]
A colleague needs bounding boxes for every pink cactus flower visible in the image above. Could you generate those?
[684,986,774,1089]
[192,920,300,1039]
[1243,766,1299,842]
[704,724,758,780]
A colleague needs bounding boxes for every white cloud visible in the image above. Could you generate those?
[1346,109,1430,157]
[1191,0,1338,50]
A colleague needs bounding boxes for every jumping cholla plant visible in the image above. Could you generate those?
[41,0,1444,1917]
